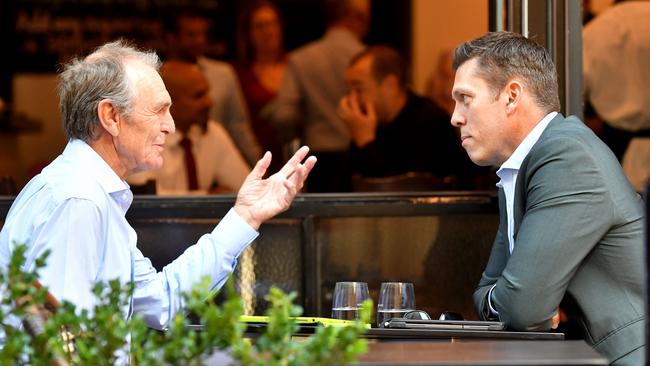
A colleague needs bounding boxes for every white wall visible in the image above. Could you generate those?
[411,0,489,94]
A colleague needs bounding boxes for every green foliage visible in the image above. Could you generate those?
[0,244,370,365]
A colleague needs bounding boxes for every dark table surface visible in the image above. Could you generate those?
[356,340,608,365]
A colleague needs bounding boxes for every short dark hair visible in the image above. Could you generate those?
[453,31,560,114]
[162,7,210,35]
[349,46,407,89]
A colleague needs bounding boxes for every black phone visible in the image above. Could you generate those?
[382,318,506,331]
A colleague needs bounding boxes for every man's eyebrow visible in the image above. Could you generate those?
[155,100,171,110]
[452,87,472,99]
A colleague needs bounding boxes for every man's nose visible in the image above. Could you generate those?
[450,105,464,127]
[162,111,175,134]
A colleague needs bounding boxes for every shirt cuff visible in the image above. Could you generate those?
[210,207,259,258]
[487,284,499,317]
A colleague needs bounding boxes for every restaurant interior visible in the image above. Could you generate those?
[0,0,645,364]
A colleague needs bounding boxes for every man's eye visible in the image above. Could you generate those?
[462,95,471,105]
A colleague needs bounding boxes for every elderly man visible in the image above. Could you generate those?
[451,32,644,365]
[0,41,316,331]
[337,46,470,184]
[129,60,250,194]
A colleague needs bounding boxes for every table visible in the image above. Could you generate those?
[356,340,608,365]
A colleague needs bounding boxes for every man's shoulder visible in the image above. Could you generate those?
[39,164,111,206]
[288,37,329,64]
[538,115,596,147]
[198,57,236,77]
[205,120,231,139]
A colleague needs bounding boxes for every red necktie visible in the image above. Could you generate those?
[180,137,199,190]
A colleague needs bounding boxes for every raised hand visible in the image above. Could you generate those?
[337,92,377,147]
[234,146,317,230]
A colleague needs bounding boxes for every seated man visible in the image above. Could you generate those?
[129,60,250,194]
[337,46,471,184]
[451,32,644,365]
[164,9,262,167]
[0,41,316,333]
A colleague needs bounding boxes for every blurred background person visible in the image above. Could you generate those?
[426,48,455,118]
[164,8,263,167]
[233,1,286,174]
[129,60,250,195]
[583,0,650,191]
[337,46,471,188]
[268,0,370,192]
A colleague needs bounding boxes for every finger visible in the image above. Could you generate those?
[337,96,351,120]
[283,179,298,198]
[249,151,272,180]
[550,312,560,329]
[286,154,317,179]
[278,146,310,177]
[349,93,362,116]
[287,156,317,185]
[365,99,377,122]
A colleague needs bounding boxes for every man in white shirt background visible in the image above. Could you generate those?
[164,8,263,167]
[129,60,250,194]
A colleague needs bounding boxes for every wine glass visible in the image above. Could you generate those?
[331,282,369,320]
[376,282,415,327]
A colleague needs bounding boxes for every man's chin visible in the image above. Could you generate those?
[467,152,490,167]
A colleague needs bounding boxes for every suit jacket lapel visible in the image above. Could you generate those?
[512,113,566,242]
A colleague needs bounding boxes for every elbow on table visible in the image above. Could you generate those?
[499,303,553,332]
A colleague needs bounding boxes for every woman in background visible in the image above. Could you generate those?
[234,1,286,173]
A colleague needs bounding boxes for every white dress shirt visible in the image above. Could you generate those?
[489,111,557,314]
[0,139,258,329]
[129,120,250,195]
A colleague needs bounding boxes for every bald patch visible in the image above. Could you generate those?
[160,60,207,100]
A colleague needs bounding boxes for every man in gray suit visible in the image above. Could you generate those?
[270,0,369,192]
[450,32,644,365]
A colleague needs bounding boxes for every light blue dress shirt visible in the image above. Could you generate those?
[0,139,258,329]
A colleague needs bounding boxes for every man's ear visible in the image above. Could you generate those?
[97,99,121,137]
[504,79,523,113]
[382,74,400,91]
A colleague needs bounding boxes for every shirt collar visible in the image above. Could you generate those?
[499,112,558,172]
[63,139,130,195]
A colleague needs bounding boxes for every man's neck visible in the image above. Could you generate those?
[385,91,408,122]
[255,50,282,65]
[89,135,129,180]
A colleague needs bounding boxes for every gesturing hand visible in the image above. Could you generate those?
[234,146,317,230]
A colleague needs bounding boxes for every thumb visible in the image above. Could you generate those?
[365,100,377,122]
[249,151,272,180]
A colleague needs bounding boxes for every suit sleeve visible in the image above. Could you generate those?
[473,189,509,320]
[489,136,613,331]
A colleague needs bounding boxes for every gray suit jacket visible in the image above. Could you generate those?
[474,114,645,364]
